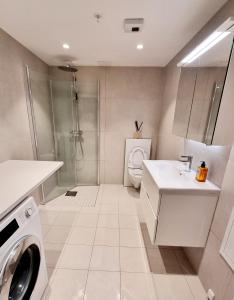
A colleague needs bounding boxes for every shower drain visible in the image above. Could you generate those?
[65,191,77,197]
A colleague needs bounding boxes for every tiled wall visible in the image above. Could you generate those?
[0,28,50,203]
[102,67,164,184]
[156,0,234,298]
[197,147,234,299]
[0,28,48,162]
[53,66,164,184]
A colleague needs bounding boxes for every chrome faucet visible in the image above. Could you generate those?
[180,155,193,171]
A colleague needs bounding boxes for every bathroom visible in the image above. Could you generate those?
[0,0,234,299]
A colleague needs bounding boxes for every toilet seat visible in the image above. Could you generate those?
[128,147,147,169]
[128,147,147,189]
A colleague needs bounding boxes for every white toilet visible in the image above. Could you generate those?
[128,146,148,188]
[124,138,151,188]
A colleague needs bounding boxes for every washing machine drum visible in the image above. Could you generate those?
[128,147,147,169]
[0,235,41,300]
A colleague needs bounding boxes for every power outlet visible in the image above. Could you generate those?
[207,289,215,300]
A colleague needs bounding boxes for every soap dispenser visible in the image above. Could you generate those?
[196,161,208,182]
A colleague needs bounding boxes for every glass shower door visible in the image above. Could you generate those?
[51,79,77,189]
[26,67,100,203]
[51,79,99,186]
[26,68,58,203]
[75,81,99,185]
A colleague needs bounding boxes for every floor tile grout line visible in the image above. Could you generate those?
[117,192,122,300]
[58,244,146,249]
[54,266,151,274]
[184,275,199,300]
[151,273,160,300]
[82,203,101,297]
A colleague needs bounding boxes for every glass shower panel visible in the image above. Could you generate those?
[51,79,76,188]
[26,68,58,201]
[76,81,99,185]
[26,67,100,203]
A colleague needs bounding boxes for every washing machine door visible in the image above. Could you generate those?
[0,235,41,300]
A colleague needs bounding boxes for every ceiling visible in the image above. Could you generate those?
[0,0,228,66]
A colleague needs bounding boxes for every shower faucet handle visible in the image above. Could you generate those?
[70,130,83,136]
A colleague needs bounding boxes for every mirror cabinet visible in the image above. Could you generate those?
[173,19,234,145]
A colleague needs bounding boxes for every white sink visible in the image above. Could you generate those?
[143,160,220,194]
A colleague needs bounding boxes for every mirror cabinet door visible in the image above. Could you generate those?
[187,66,226,143]
[173,30,234,145]
[173,68,197,137]
[212,45,234,145]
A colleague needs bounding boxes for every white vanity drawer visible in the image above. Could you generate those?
[142,165,160,216]
[140,182,157,244]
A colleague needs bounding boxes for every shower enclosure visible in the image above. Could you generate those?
[26,66,100,203]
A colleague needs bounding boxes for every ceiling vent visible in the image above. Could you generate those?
[124,18,144,33]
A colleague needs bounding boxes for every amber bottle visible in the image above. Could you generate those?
[196,161,208,182]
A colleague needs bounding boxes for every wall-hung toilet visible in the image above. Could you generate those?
[124,139,151,188]
[128,147,148,188]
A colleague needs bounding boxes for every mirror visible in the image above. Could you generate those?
[173,21,234,145]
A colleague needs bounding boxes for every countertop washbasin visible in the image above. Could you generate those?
[143,160,220,194]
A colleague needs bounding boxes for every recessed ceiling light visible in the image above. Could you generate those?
[137,44,143,50]
[62,43,70,49]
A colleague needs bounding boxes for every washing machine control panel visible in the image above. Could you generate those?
[25,207,33,218]
[16,197,37,226]
[0,197,38,249]
[18,207,35,225]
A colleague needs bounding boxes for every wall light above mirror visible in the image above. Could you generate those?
[173,17,234,145]
[178,17,234,66]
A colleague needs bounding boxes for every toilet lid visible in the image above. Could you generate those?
[128,147,147,169]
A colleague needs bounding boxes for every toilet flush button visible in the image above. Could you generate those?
[25,208,33,218]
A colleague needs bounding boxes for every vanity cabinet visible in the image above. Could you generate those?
[140,163,219,247]
[173,20,234,145]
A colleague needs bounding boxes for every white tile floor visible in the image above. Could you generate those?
[40,184,207,300]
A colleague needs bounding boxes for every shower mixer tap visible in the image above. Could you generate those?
[74,92,79,102]
[70,130,83,136]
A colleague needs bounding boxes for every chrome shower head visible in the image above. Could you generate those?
[58,65,78,73]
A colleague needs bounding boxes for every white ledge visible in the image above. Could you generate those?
[0,160,63,220]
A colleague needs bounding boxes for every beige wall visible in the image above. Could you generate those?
[157,0,234,299]
[0,28,48,162]
[55,66,164,184]
[0,28,50,204]
[102,67,164,183]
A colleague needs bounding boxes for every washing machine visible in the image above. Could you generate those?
[0,196,48,299]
